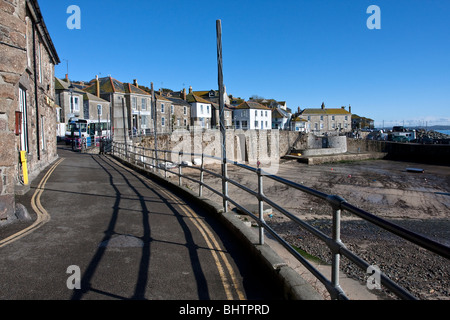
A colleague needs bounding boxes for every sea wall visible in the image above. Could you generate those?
[348,138,450,165]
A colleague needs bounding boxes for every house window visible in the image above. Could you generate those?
[320,115,324,121]
[183,106,187,115]
[200,105,204,114]
[97,104,102,116]
[242,120,248,129]
[184,119,187,127]
[161,104,165,113]
[265,111,268,117]
[255,121,258,128]
[320,123,324,130]
[261,110,263,117]
[71,96,80,112]
[206,105,209,114]
[132,97,137,110]
[332,115,335,121]
[142,98,147,110]
[141,116,148,128]
[235,120,240,129]
[161,117,165,127]
[19,87,29,152]
[255,110,257,117]
[265,121,268,128]
[171,105,174,114]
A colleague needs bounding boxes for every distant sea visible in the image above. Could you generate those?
[436,130,450,136]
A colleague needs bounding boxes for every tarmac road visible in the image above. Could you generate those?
[0,145,282,300]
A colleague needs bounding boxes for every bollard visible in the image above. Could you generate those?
[20,151,29,185]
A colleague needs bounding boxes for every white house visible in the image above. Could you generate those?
[233,101,272,130]
[187,94,212,129]
[272,107,291,130]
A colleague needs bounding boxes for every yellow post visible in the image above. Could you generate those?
[20,151,29,185]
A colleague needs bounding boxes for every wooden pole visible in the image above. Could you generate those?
[217,19,228,212]
[151,82,158,170]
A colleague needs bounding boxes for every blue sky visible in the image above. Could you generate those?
[39,0,450,128]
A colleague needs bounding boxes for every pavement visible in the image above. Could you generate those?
[0,145,284,300]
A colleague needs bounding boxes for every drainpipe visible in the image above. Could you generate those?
[32,20,41,160]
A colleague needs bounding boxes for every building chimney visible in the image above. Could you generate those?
[65,74,69,82]
[182,88,187,100]
[321,102,325,110]
[133,79,138,87]
[96,75,100,97]
[349,105,352,114]
[189,86,193,94]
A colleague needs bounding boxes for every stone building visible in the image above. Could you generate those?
[164,95,191,132]
[55,77,85,140]
[0,0,59,221]
[300,104,352,134]
[153,93,173,134]
[82,92,111,136]
[83,76,152,139]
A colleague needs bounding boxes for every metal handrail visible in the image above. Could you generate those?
[111,141,450,300]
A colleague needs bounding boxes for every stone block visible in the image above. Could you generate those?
[0,131,15,166]
[0,1,15,15]
[0,194,15,220]
[0,44,27,74]
[0,82,15,100]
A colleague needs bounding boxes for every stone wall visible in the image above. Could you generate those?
[0,0,28,220]
[0,0,59,221]
[348,138,450,165]
[136,129,283,168]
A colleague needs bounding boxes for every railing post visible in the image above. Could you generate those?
[257,168,264,245]
[328,195,346,300]
[222,160,228,212]
[143,147,146,170]
[164,149,167,179]
[199,153,204,197]
[152,148,155,172]
[178,151,182,186]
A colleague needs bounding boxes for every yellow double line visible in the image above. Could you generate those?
[110,157,245,300]
[0,158,64,248]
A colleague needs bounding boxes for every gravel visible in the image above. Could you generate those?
[268,216,450,300]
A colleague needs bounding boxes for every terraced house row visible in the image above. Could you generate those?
[57,73,357,140]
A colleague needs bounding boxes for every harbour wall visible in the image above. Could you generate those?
[131,131,450,167]
[348,139,450,166]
